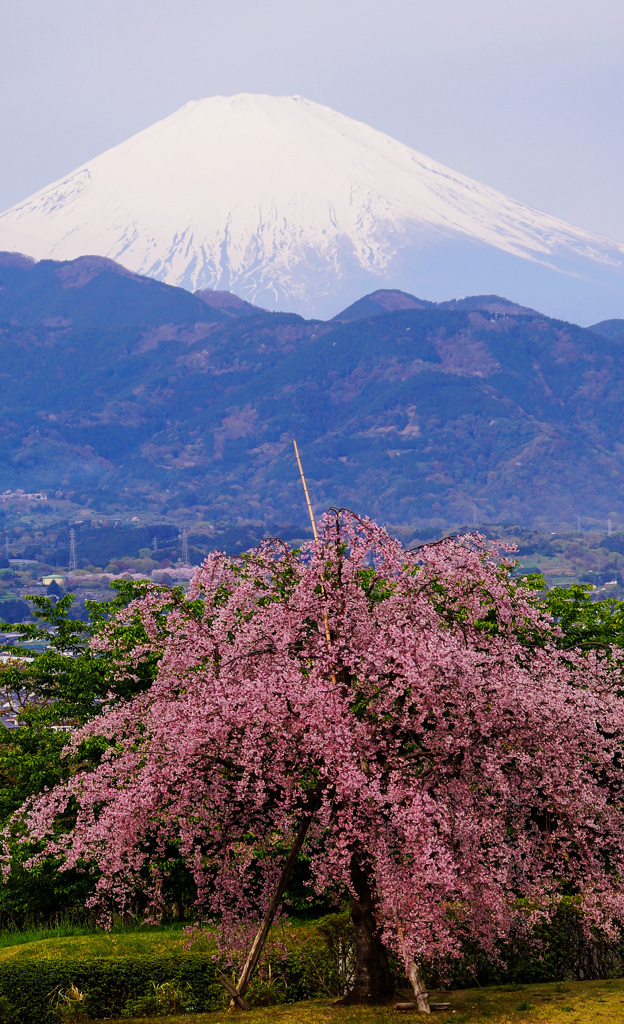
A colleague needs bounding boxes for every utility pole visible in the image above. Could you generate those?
[68,528,77,572]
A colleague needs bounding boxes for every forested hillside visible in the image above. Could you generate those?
[1,253,623,532]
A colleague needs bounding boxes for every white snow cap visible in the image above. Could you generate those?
[1,93,623,320]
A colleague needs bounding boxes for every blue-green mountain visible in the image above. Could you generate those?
[1,252,622,531]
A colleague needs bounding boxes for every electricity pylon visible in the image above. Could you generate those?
[68,528,77,572]
[181,526,190,566]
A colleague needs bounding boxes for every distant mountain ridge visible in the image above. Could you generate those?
[590,319,624,343]
[332,289,539,322]
[194,289,262,317]
[1,253,623,532]
[1,94,624,323]
[332,290,434,321]
[0,252,216,326]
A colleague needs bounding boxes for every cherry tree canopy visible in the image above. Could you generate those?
[9,512,624,1001]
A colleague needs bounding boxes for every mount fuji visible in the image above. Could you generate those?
[1,93,624,322]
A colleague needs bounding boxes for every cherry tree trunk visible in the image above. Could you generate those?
[340,856,395,1004]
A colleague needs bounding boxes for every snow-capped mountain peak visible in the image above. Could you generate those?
[1,93,623,321]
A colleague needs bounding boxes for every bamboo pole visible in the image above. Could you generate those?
[292,439,333,657]
[293,438,319,543]
[222,444,330,1010]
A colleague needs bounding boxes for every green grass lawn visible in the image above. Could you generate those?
[0,921,214,960]
[113,978,624,1023]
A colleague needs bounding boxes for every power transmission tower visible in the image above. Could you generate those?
[608,516,613,537]
[472,503,479,529]
[181,526,190,566]
[152,535,157,552]
[68,528,77,572]
[4,535,9,560]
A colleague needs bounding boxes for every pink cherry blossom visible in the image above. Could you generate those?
[8,511,624,1002]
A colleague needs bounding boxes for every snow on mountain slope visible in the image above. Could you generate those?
[1,94,624,322]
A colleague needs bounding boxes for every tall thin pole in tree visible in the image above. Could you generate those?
[293,439,333,657]
[221,443,327,1010]
[293,439,320,544]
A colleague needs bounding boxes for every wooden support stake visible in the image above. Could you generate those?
[231,811,315,1007]
[406,962,431,1014]
[396,918,430,1014]
[218,974,250,1010]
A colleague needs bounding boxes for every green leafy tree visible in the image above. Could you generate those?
[541,582,624,654]
[0,582,182,925]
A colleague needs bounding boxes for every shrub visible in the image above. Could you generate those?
[423,897,624,989]
[0,953,224,1024]
[120,980,194,1017]
[0,996,15,1024]
[49,984,88,1023]
[313,913,355,995]
[0,932,343,1023]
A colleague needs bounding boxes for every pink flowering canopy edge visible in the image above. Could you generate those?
[10,510,624,973]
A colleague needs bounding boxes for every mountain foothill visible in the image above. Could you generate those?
[1,251,622,535]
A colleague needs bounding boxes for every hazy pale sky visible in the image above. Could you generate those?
[1,0,624,239]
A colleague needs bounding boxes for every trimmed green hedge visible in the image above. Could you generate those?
[0,933,342,1023]
[0,953,224,1023]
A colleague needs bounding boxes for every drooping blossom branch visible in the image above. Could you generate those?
[6,511,624,999]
